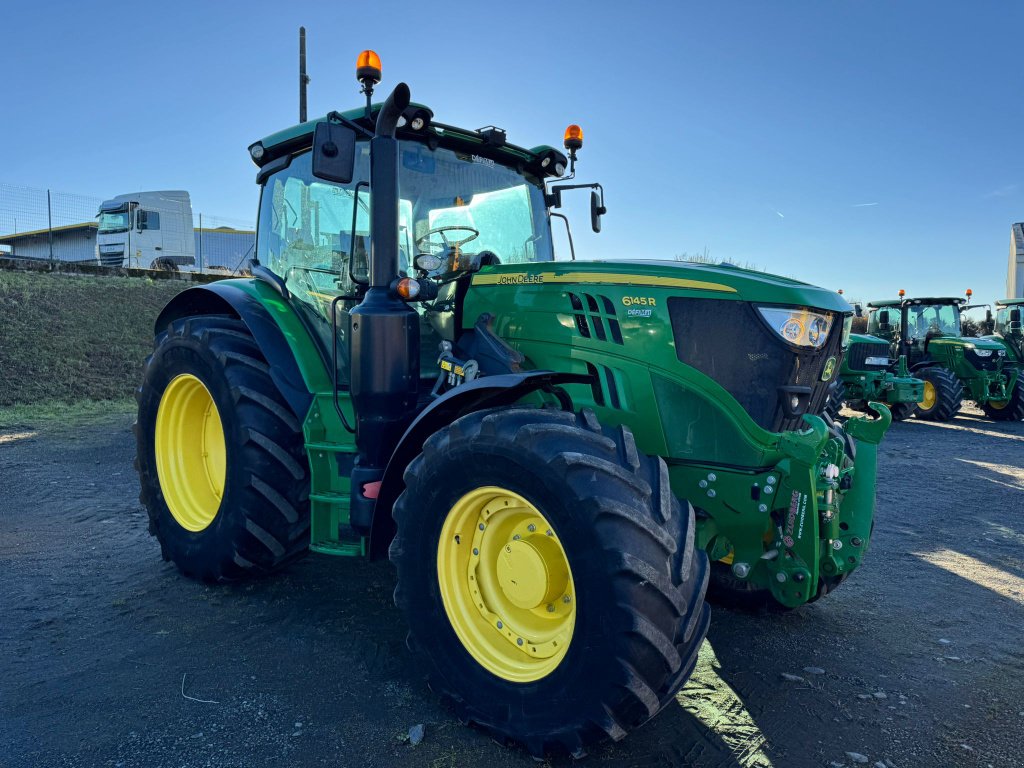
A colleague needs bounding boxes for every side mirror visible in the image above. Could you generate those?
[136,210,148,231]
[590,189,605,233]
[854,303,864,318]
[1010,308,1022,332]
[312,121,356,184]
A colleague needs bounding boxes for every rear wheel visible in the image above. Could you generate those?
[913,367,963,421]
[135,315,310,581]
[390,407,709,758]
[981,383,1024,421]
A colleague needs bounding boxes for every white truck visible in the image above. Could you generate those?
[95,190,195,269]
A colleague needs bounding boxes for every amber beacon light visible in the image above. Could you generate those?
[563,124,583,152]
[356,50,382,84]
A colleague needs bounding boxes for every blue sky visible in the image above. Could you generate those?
[2,1,1022,303]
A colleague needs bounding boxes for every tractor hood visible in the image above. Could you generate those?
[472,260,852,313]
[929,336,1005,351]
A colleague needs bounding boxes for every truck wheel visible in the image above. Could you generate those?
[823,381,846,421]
[913,367,962,421]
[391,407,710,758]
[135,315,310,581]
[981,384,1024,421]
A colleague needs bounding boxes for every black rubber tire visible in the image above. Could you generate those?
[390,407,710,759]
[913,367,963,422]
[823,381,846,421]
[888,401,917,421]
[981,381,1024,421]
[135,315,310,581]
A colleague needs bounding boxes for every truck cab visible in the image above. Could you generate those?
[96,190,195,270]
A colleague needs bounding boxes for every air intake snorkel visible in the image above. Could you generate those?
[348,82,420,534]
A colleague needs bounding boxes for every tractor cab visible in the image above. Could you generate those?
[866,296,964,365]
[993,299,1024,350]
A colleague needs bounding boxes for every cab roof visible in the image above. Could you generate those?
[867,297,966,308]
[250,101,566,181]
[996,298,1024,307]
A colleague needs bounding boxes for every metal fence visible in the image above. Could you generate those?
[0,182,255,274]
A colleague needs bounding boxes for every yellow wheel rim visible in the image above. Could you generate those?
[919,380,937,411]
[155,374,226,532]
[436,487,575,683]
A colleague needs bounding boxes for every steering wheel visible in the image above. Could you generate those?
[415,226,480,253]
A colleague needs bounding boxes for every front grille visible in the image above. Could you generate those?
[964,348,1003,371]
[668,297,845,432]
[846,340,891,370]
[98,244,124,267]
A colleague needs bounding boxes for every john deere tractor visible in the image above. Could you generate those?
[979,298,1024,419]
[827,331,924,421]
[865,292,1018,421]
[135,52,890,756]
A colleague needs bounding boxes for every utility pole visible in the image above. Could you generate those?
[299,27,310,123]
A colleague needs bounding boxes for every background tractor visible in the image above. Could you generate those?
[865,292,1018,421]
[827,332,923,421]
[135,52,890,756]
[977,298,1024,419]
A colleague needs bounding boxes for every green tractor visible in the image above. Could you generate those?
[865,292,1018,421]
[978,298,1024,419]
[827,330,924,421]
[134,53,891,756]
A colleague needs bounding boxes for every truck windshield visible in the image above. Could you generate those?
[906,303,961,338]
[97,210,130,234]
[256,139,553,307]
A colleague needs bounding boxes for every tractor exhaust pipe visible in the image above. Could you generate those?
[348,82,419,533]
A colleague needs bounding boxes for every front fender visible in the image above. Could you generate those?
[154,280,315,420]
[367,371,592,559]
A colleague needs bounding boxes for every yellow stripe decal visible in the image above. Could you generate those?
[472,271,737,293]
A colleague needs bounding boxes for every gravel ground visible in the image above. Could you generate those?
[1,405,1022,768]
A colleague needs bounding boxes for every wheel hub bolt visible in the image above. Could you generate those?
[546,529,553,537]
[732,562,751,578]
[479,523,485,531]
[707,489,717,498]
[512,534,521,540]
[527,524,536,532]
[707,472,717,482]
[563,595,571,604]
[547,603,555,612]
[517,638,524,646]
[497,621,503,629]
[699,480,708,489]
[473,548,479,555]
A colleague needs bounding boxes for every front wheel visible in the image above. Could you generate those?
[135,315,311,581]
[913,367,963,421]
[390,408,709,758]
[981,382,1024,421]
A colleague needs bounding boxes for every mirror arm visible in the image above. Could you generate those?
[550,212,575,262]
[326,110,374,139]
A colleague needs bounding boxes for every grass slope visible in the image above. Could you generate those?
[0,270,190,406]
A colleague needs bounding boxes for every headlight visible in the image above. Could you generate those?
[758,307,834,349]
[973,348,993,357]
[841,315,854,348]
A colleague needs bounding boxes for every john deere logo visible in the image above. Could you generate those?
[821,357,837,382]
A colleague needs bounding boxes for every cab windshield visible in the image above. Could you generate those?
[97,209,130,234]
[906,303,961,339]
[256,139,553,308]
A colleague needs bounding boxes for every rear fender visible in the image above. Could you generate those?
[367,371,592,559]
[155,282,314,420]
